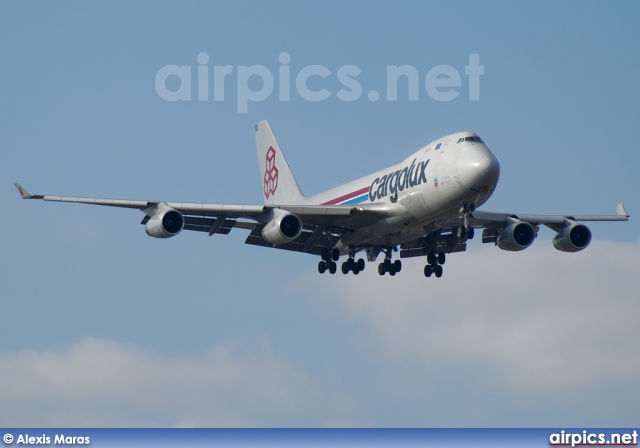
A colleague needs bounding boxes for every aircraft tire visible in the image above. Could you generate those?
[321,248,329,261]
[389,266,396,276]
[427,252,437,266]
[437,252,446,265]
[357,258,365,271]
[393,260,402,272]
[331,249,340,261]
[352,265,360,275]
[435,265,443,278]
[467,227,474,240]
[378,263,386,276]
[328,261,337,274]
[341,262,349,274]
[318,261,326,274]
[424,265,433,277]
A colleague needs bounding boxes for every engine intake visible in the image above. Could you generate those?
[262,209,302,245]
[497,220,536,251]
[145,204,184,238]
[553,222,591,252]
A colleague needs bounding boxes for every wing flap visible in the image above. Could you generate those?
[245,224,327,255]
[400,242,467,259]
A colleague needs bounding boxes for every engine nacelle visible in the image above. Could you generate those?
[553,222,592,252]
[497,220,536,251]
[145,205,184,238]
[262,210,302,245]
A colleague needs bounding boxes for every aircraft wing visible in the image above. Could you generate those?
[468,204,629,230]
[466,204,629,246]
[399,203,629,258]
[13,183,389,255]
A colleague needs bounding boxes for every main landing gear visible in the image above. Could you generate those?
[318,247,339,274]
[377,249,402,276]
[424,251,445,278]
[318,248,366,275]
[341,256,365,275]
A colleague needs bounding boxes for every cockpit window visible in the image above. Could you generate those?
[464,136,483,143]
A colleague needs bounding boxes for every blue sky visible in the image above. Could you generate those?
[1,1,639,427]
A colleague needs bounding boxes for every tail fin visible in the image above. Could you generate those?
[254,120,305,205]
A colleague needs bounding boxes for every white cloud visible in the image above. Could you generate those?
[0,337,322,427]
[2,239,638,427]
[294,238,640,425]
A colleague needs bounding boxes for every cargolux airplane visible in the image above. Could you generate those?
[14,121,629,278]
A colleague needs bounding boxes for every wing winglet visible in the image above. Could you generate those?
[13,183,43,199]
[617,203,629,218]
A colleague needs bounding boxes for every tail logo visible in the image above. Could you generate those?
[264,146,279,199]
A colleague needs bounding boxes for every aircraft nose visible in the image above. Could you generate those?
[457,144,500,189]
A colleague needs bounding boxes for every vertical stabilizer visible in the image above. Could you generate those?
[254,121,305,205]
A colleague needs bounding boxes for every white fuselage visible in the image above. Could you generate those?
[301,131,501,248]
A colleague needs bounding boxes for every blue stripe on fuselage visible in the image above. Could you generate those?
[340,193,369,205]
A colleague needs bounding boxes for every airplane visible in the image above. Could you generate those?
[14,120,629,278]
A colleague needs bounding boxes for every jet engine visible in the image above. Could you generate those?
[497,220,536,251]
[145,205,184,238]
[553,222,592,252]
[262,210,302,245]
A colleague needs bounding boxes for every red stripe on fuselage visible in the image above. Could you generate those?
[321,187,370,205]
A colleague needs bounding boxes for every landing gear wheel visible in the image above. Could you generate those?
[318,261,326,274]
[378,263,386,276]
[321,248,329,261]
[328,261,337,274]
[331,249,340,261]
[389,266,396,276]
[437,252,446,265]
[346,258,354,270]
[434,265,443,278]
[352,265,360,275]
[393,260,402,273]
[424,265,433,277]
[341,262,349,274]
[357,258,365,271]
[467,227,474,240]
[427,252,437,266]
